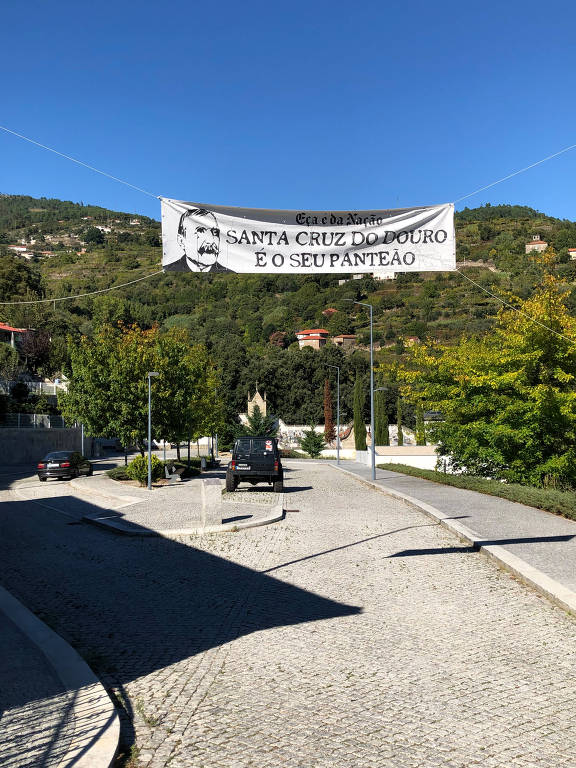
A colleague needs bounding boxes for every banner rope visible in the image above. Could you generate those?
[453,142,576,204]
[0,270,164,305]
[0,125,160,200]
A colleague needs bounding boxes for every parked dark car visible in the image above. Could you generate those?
[226,436,283,492]
[37,451,93,481]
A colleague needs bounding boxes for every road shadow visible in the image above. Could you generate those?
[0,494,361,762]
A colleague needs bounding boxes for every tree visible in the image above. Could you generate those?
[323,379,335,444]
[299,427,325,458]
[375,389,389,445]
[0,342,21,382]
[243,404,278,437]
[19,330,51,374]
[59,325,220,454]
[0,253,43,300]
[400,251,576,487]
[415,404,426,446]
[396,397,404,446]
[84,226,105,245]
[353,373,367,450]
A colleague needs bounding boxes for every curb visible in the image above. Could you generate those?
[69,475,142,506]
[332,463,576,617]
[0,586,119,768]
[83,501,285,537]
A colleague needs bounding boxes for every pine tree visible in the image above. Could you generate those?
[300,427,326,458]
[353,373,367,451]
[375,389,389,445]
[244,405,277,437]
[396,397,404,446]
[323,379,336,444]
[415,404,426,446]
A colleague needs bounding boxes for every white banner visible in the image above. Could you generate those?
[161,199,455,274]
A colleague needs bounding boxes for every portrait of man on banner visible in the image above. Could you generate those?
[164,207,233,273]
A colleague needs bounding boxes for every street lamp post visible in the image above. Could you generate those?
[147,371,160,490]
[327,364,341,465]
[345,299,375,480]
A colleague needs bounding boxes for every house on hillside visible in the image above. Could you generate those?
[296,329,329,349]
[568,249,576,261]
[322,308,338,318]
[525,234,548,254]
[0,322,29,349]
[332,334,356,349]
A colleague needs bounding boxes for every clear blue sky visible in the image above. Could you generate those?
[2,0,576,221]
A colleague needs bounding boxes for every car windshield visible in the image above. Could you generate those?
[43,452,73,460]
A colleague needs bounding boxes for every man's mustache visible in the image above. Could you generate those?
[198,242,219,255]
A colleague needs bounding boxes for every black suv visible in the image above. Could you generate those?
[226,436,283,492]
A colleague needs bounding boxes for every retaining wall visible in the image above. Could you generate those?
[0,428,82,465]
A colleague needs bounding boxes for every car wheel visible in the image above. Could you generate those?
[39,476,47,482]
[226,471,236,492]
[273,478,284,493]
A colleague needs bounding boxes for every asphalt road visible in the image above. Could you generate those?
[1,462,575,767]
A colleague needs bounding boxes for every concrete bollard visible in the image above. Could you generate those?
[201,478,222,527]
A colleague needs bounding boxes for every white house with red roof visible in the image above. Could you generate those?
[525,234,548,254]
[295,328,330,349]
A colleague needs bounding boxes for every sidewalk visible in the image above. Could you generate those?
[0,586,118,768]
[334,460,576,615]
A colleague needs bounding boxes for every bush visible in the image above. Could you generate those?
[378,463,576,521]
[126,454,164,486]
[106,466,131,481]
[280,449,305,458]
[162,459,201,478]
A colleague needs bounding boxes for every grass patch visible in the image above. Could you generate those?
[378,463,576,521]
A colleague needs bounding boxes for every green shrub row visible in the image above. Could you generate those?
[106,457,202,484]
[378,463,576,521]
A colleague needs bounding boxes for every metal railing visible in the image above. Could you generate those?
[0,413,70,429]
[0,381,68,397]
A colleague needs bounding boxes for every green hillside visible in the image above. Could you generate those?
[2,194,576,429]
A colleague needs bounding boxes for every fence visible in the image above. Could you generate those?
[0,381,68,397]
[0,413,70,429]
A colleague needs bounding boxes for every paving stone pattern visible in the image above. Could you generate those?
[0,614,75,768]
[1,463,575,767]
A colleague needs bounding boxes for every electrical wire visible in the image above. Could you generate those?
[455,268,576,345]
[0,270,164,305]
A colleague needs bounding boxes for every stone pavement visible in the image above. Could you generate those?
[13,469,283,535]
[335,460,576,613]
[1,461,575,767]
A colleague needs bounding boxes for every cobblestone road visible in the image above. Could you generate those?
[1,462,575,767]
